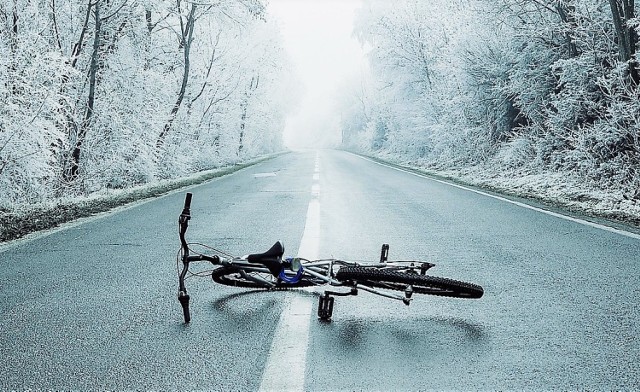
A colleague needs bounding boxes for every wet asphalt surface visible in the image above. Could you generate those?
[1,149,639,390]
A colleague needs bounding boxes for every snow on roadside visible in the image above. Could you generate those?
[0,154,282,243]
[373,153,640,229]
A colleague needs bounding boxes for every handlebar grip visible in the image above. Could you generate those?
[184,192,193,210]
[178,292,191,323]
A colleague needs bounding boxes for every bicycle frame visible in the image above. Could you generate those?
[179,251,421,317]
[211,257,419,302]
[177,192,479,323]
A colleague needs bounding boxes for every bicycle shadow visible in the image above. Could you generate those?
[206,289,489,390]
[210,289,486,343]
[212,287,318,303]
[322,314,486,346]
[209,288,320,321]
[309,315,489,387]
[211,290,275,318]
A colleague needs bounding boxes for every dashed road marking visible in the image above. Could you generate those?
[254,172,277,178]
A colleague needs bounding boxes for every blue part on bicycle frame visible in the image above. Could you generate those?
[279,266,303,284]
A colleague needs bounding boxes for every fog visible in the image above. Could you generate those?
[267,0,367,149]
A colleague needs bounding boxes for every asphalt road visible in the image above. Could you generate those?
[1,149,638,390]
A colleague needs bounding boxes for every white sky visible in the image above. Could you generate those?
[267,0,367,149]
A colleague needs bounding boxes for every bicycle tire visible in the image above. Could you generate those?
[335,266,483,298]
[211,266,320,289]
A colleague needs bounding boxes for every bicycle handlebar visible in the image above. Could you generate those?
[178,192,193,323]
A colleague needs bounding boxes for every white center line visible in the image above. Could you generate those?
[259,153,320,392]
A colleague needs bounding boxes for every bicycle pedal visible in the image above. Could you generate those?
[318,294,334,320]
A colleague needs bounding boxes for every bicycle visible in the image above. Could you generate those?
[176,192,483,322]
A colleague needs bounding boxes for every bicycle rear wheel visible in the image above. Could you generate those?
[335,266,483,298]
[211,266,319,289]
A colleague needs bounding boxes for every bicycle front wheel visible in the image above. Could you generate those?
[211,266,319,289]
[335,266,483,298]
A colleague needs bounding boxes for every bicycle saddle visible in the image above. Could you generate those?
[247,241,284,277]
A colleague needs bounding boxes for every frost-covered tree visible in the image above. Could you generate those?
[343,0,640,195]
[350,0,486,162]
[0,0,67,205]
[0,0,296,207]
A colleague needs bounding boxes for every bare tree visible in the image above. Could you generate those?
[238,74,259,155]
[156,1,198,149]
[65,0,102,182]
[555,0,579,57]
[64,0,129,183]
[56,0,94,184]
[609,0,638,84]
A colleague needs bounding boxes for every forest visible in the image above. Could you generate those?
[0,0,296,209]
[2,0,640,222]
[341,0,640,214]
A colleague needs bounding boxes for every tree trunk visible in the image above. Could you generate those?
[238,75,259,155]
[65,0,101,182]
[57,0,93,188]
[556,1,579,57]
[609,0,639,85]
[156,3,196,149]
[238,103,247,155]
[8,0,19,94]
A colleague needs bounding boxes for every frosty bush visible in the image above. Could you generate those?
[340,0,640,197]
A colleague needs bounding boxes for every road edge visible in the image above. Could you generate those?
[348,150,640,237]
[0,152,287,246]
